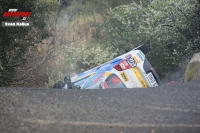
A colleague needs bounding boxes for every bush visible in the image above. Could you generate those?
[0,0,51,86]
[65,42,118,72]
[101,0,200,77]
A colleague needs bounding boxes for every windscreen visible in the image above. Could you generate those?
[73,76,91,88]
[82,72,104,89]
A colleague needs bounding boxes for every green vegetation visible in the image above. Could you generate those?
[0,0,51,86]
[100,0,200,77]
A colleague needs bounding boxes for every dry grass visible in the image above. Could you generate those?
[57,13,103,43]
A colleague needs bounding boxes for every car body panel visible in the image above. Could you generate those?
[71,47,161,89]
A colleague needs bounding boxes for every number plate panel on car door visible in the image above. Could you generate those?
[146,72,158,87]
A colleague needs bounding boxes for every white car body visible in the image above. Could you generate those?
[72,45,161,89]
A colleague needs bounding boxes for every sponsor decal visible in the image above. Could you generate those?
[139,51,145,57]
[119,60,132,70]
[125,54,132,59]
[133,56,140,63]
[137,51,145,61]
[94,73,104,82]
[111,77,122,85]
[132,68,148,88]
[119,62,126,70]
[128,75,137,88]
[126,55,137,67]
[123,60,129,66]
[120,72,128,82]
[137,53,144,61]
[103,72,111,77]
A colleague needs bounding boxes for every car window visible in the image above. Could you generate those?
[82,72,104,89]
[73,76,90,88]
[105,74,127,88]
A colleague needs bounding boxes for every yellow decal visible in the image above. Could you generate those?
[133,56,140,63]
[104,72,111,77]
[120,72,128,82]
[132,68,148,88]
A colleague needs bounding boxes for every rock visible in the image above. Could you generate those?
[184,53,200,82]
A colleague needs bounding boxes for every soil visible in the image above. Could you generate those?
[1,81,200,133]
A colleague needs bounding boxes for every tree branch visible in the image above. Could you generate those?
[174,4,190,21]
[161,24,174,27]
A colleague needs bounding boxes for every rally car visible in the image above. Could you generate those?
[53,44,162,89]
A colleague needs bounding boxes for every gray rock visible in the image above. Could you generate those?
[184,53,200,82]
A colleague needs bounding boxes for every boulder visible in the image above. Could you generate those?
[184,53,200,82]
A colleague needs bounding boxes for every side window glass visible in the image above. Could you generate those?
[83,73,104,88]
[105,74,127,88]
[73,76,90,87]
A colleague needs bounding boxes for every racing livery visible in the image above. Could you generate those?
[54,44,162,89]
